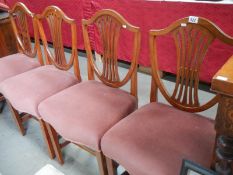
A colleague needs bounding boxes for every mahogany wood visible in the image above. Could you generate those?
[212,55,233,174]
[35,6,81,80]
[106,17,233,175]
[149,17,233,112]
[0,2,42,111]
[82,9,141,97]
[9,2,42,63]
[6,5,81,161]
[0,12,17,57]
[45,9,140,175]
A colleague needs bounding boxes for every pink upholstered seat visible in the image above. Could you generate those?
[0,53,40,82]
[38,80,137,151]
[0,65,78,117]
[101,102,215,175]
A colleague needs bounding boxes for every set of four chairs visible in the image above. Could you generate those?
[1,2,233,175]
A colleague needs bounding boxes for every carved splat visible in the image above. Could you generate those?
[45,10,66,66]
[82,10,141,96]
[36,6,81,80]
[150,17,233,112]
[14,10,32,54]
[9,2,37,57]
[171,24,214,107]
[95,15,121,82]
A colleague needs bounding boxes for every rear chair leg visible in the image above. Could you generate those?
[46,122,64,164]
[6,100,25,136]
[39,119,55,159]
[96,151,108,175]
[106,157,118,175]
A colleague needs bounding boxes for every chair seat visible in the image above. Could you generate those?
[0,65,78,117]
[101,102,216,175]
[38,80,137,151]
[0,53,40,83]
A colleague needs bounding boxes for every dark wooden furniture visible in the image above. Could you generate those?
[211,55,233,175]
[0,11,17,57]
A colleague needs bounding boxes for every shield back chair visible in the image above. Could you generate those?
[101,17,233,175]
[0,6,81,159]
[38,9,140,175]
[0,2,43,112]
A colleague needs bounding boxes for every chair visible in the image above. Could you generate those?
[0,6,81,159]
[101,17,233,175]
[37,9,140,175]
[0,2,43,111]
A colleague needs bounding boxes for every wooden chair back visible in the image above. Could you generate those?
[35,6,81,80]
[82,9,141,97]
[9,2,42,64]
[149,17,233,112]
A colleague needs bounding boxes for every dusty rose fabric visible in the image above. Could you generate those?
[0,53,40,82]
[0,65,78,117]
[101,102,216,175]
[38,80,137,151]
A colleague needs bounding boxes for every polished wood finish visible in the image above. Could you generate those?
[36,6,81,80]
[149,17,233,112]
[0,12,17,57]
[0,2,41,111]
[6,5,82,160]
[9,2,42,63]
[106,17,233,175]
[82,9,141,97]
[44,9,140,175]
[212,55,233,97]
[211,55,233,175]
[39,119,55,159]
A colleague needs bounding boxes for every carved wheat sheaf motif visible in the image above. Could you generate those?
[95,15,121,82]
[171,24,214,107]
[45,11,66,66]
[15,9,32,54]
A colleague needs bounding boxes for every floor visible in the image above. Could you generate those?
[0,51,218,175]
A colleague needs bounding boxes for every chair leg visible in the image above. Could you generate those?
[96,151,108,175]
[39,119,55,159]
[6,100,25,136]
[45,122,64,164]
[211,133,219,170]
[0,100,6,113]
[106,157,118,175]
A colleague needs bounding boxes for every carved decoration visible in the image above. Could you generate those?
[215,95,233,136]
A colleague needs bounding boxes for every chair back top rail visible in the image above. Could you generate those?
[9,2,41,63]
[82,9,141,97]
[36,6,81,80]
[149,16,233,112]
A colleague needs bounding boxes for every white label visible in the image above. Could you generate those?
[188,16,199,24]
[181,23,187,27]
[122,24,127,29]
[216,76,228,81]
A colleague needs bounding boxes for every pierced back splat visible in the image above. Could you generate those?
[82,10,141,97]
[150,17,233,112]
[95,15,121,82]
[36,6,81,80]
[171,24,214,107]
[9,2,38,59]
